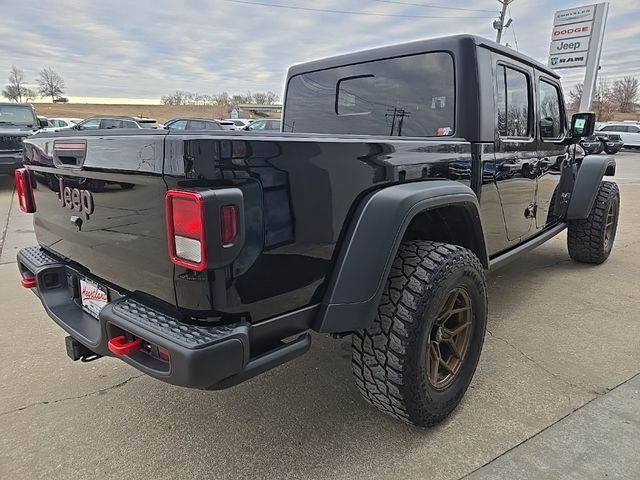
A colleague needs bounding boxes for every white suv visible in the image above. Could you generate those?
[598,122,640,147]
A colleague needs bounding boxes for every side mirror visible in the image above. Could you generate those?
[38,118,49,128]
[570,112,596,138]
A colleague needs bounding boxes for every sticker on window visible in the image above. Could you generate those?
[436,127,453,136]
[431,96,447,109]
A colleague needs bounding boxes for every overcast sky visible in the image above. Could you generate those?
[1,0,638,103]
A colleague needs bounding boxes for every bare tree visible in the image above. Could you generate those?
[37,67,65,102]
[611,76,639,113]
[252,92,268,105]
[566,81,616,121]
[567,83,583,112]
[2,66,30,102]
[264,91,279,105]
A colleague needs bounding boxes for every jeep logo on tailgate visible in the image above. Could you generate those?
[57,178,94,219]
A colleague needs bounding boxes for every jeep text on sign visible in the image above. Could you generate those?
[549,38,590,55]
[554,5,596,25]
[548,52,588,69]
[551,21,592,40]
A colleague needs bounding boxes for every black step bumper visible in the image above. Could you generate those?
[17,246,312,390]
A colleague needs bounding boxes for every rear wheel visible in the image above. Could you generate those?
[352,241,487,427]
[567,181,620,264]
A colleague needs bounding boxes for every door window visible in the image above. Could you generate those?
[168,120,187,131]
[100,119,123,129]
[496,65,531,138]
[539,80,564,139]
[78,118,101,130]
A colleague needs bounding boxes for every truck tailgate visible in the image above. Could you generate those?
[23,131,174,304]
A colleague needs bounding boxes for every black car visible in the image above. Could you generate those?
[580,133,624,155]
[164,118,223,131]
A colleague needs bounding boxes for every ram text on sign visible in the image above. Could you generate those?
[549,38,590,55]
[554,5,596,25]
[548,52,588,69]
[552,21,592,40]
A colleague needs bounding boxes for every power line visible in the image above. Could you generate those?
[221,0,496,18]
[507,4,519,51]
[372,0,496,13]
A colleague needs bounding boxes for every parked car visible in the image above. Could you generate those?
[243,118,281,131]
[50,118,82,129]
[0,103,47,174]
[17,35,619,428]
[36,117,83,133]
[580,133,624,155]
[225,118,254,129]
[164,118,223,131]
[53,97,69,103]
[597,121,640,148]
[72,116,164,130]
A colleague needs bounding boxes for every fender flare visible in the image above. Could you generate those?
[566,155,616,220]
[314,180,487,333]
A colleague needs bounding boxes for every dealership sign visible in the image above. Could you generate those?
[548,4,607,70]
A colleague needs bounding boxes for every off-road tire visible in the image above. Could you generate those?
[603,146,620,155]
[567,181,620,264]
[352,241,487,427]
[593,141,605,154]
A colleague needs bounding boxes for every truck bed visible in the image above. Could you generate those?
[23,129,477,323]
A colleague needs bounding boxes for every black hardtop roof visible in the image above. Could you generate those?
[287,34,559,79]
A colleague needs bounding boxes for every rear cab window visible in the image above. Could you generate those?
[284,52,455,137]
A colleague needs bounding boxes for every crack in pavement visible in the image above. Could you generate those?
[0,374,144,417]
[0,185,15,257]
[486,330,605,397]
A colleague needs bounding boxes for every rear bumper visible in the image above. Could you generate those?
[17,246,312,390]
[0,151,22,174]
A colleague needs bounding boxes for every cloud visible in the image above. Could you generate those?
[0,0,638,100]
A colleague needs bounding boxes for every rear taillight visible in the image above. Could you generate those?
[165,190,207,271]
[15,168,36,213]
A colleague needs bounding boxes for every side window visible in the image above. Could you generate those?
[168,120,187,131]
[496,65,531,138]
[539,80,563,139]
[601,125,618,132]
[100,119,123,129]
[187,120,206,130]
[205,121,222,130]
[79,118,101,130]
[122,120,137,128]
[629,125,640,133]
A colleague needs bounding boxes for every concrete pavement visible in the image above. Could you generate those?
[1,152,640,479]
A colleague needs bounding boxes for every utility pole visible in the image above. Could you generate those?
[494,0,513,44]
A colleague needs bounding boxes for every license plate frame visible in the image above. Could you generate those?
[80,277,109,319]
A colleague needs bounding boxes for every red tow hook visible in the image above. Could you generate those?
[21,276,37,289]
[108,336,143,356]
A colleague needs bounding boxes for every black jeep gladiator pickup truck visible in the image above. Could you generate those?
[16,35,619,427]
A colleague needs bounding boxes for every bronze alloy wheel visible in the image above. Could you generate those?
[426,287,473,390]
[604,200,618,249]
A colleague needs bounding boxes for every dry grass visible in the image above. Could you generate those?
[31,103,231,123]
